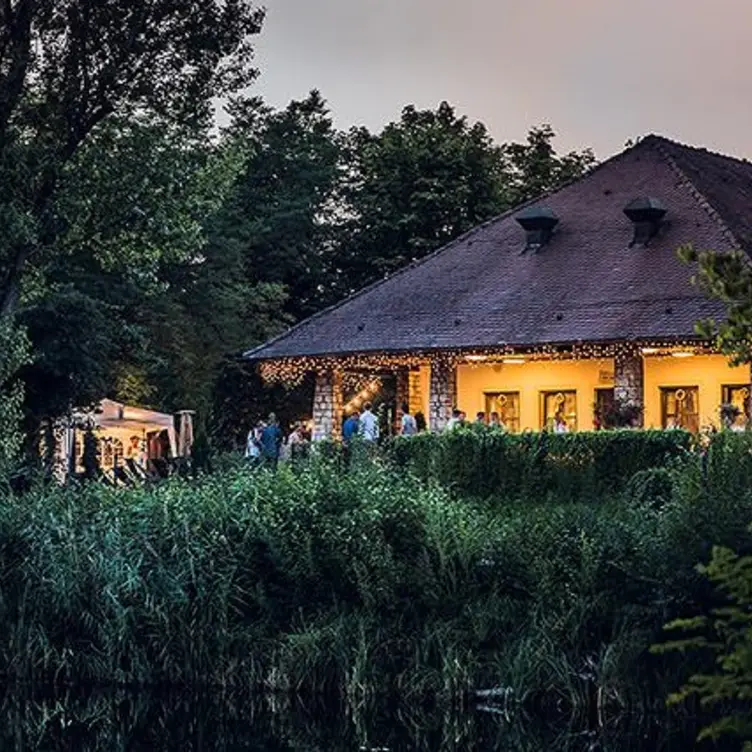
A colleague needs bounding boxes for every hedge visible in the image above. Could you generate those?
[384,428,694,501]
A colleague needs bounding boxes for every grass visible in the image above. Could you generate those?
[0,433,751,718]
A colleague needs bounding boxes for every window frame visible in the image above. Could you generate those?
[660,385,700,432]
[540,389,578,432]
[484,390,521,432]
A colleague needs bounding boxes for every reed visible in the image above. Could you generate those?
[0,432,749,712]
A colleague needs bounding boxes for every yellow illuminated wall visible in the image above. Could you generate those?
[643,354,749,429]
[456,359,614,431]
[452,354,751,432]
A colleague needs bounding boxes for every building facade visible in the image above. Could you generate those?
[245,136,752,437]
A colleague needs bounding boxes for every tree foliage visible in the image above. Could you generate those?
[335,105,596,295]
[653,533,752,749]
[679,244,752,363]
[0,319,30,479]
[0,0,265,317]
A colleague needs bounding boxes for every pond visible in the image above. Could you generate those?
[0,689,738,751]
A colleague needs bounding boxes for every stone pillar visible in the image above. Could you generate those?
[394,369,410,434]
[614,353,645,427]
[312,370,343,442]
[429,359,456,432]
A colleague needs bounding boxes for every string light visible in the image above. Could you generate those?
[256,338,717,385]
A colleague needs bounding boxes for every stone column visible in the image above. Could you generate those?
[393,369,410,434]
[614,353,645,427]
[312,370,343,442]
[429,359,456,432]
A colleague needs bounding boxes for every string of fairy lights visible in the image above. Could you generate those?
[256,338,723,386]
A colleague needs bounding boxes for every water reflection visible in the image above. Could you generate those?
[0,689,735,751]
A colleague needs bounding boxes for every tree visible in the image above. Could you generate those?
[17,115,246,429]
[504,124,596,205]
[0,0,265,318]
[0,319,30,479]
[678,245,752,364]
[334,104,596,296]
[211,91,345,319]
[652,535,752,748]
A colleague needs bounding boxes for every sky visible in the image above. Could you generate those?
[251,0,752,161]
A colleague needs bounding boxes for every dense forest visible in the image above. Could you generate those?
[0,3,597,468]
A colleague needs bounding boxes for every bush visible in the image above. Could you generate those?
[0,442,749,708]
[624,467,675,508]
[385,429,692,501]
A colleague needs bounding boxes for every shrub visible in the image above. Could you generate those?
[385,429,692,501]
[624,468,675,508]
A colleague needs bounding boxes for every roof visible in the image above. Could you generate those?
[245,135,751,362]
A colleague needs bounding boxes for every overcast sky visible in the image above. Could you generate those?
[251,0,752,161]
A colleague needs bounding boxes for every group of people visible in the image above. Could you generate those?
[245,413,311,466]
[445,409,511,431]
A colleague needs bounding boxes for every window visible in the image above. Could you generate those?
[722,384,750,428]
[541,390,577,432]
[594,388,615,430]
[661,387,699,432]
[485,391,520,432]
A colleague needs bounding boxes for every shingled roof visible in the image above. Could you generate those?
[245,135,751,361]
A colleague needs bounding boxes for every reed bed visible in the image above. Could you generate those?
[0,432,750,711]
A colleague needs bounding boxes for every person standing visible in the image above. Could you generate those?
[245,422,262,461]
[343,410,360,446]
[359,402,379,443]
[446,409,462,430]
[260,413,283,468]
[400,402,417,436]
[475,411,486,425]
[286,423,309,463]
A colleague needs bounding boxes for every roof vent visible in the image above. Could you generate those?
[515,206,559,252]
[623,197,666,246]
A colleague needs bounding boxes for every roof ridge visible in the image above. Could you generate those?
[647,133,752,170]
[244,141,660,361]
[647,136,742,250]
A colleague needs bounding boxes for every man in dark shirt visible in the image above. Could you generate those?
[342,410,360,446]
[260,413,283,468]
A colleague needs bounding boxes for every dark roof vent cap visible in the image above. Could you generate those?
[624,197,666,246]
[515,206,559,251]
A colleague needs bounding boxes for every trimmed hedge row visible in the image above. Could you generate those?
[384,428,694,501]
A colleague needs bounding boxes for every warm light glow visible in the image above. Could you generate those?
[671,351,695,358]
[257,339,713,385]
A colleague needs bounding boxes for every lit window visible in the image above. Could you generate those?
[661,387,699,432]
[721,384,749,428]
[541,390,577,432]
[484,391,520,432]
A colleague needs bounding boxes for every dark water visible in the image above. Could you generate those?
[0,689,738,751]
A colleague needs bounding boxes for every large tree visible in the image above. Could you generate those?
[334,103,596,296]
[18,115,246,427]
[211,91,345,319]
[0,0,264,318]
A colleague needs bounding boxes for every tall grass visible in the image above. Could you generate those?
[0,434,750,712]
